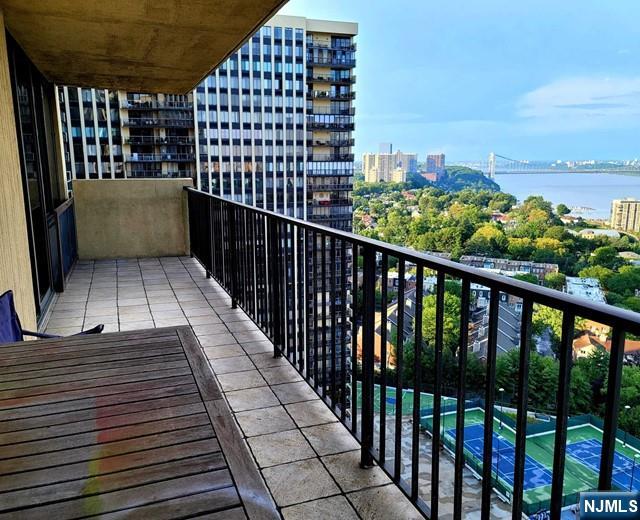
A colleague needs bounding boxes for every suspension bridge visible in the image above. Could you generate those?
[457,153,640,179]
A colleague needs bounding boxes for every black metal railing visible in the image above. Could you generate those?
[49,197,77,292]
[124,153,195,162]
[120,100,193,110]
[185,187,640,520]
[122,118,193,128]
[125,136,195,145]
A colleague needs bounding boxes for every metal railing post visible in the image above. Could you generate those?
[269,218,283,357]
[228,204,238,309]
[360,245,376,468]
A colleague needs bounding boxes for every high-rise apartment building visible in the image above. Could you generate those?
[362,150,417,183]
[196,15,356,231]
[611,198,640,233]
[57,15,356,233]
[426,153,445,180]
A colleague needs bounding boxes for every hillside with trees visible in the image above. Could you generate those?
[354,184,640,311]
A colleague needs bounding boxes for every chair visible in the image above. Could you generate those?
[0,290,103,345]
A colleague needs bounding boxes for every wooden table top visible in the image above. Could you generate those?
[0,326,277,520]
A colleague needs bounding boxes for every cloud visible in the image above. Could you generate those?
[516,77,640,134]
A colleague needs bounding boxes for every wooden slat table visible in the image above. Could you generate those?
[0,326,278,519]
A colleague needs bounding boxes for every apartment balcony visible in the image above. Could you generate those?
[124,153,196,163]
[310,183,354,191]
[310,199,353,208]
[307,56,356,68]
[307,121,355,131]
[308,106,356,116]
[307,169,355,177]
[120,100,194,110]
[306,41,357,52]
[122,117,194,128]
[309,74,356,85]
[125,135,195,146]
[3,5,639,514]
[126,169,192,178]
[310,138,355,147]
[307,90,356,101]
[310,153,355,162]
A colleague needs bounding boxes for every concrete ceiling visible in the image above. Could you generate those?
[0,0,287,93]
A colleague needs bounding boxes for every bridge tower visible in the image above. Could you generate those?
[488,152,496,179]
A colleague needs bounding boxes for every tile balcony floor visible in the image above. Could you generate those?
[43,256,424,520]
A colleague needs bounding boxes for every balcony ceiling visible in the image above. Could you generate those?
[0,0,287,93]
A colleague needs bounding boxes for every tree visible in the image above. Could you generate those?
[488,192,517,213]
[578,265,614,287]
[590,246,624,270]
[421,292,461,353]
[544,272,566,291]
[507,237,534,260]
[605,266,640,297]
[513,273,539,285]
[556,203,571,215]
[465,224,508,257]
[532,305,585,352]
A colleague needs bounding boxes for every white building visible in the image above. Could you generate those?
[565,277,607,304]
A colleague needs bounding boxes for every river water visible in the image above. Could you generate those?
[495,173,640,220]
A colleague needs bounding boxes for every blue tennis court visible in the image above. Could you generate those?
[566,438,640,492]
[448,423,553,490]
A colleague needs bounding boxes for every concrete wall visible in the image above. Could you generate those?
[0,8,37,330]
[74,179,193,260]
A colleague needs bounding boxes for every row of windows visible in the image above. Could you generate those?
[260,26,304,40]
[197,92,305,109]
[203,77,305,92]
[199,144,306,156]
[71,126,118,139]
[217,60,303,73]
[198,111,305,125]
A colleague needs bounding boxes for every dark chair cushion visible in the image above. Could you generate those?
[0,290,24,345]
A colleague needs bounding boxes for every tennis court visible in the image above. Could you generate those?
[566,438,640,492]
[447,423,554,490]
[355,382,435,415]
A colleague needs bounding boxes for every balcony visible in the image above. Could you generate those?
[307,56,356,68]
[306,41,357,52]
[310,153,355,162]
[307,121,355,131]
[124,153,196,163]
[307,90,356,101]
[308,106,356,116]
[122,117,193,128]
[2,4,638,514]
[125,135,195,145]
[120,100,194,110]
[310,138,355,147]
[310,199,353,207]
[310,183,354,191]
[309,74,356,85]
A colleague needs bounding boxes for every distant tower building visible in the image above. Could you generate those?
[362,150,417,183]
[611,198,640,232]
[379,142,392,154]
[423,153,445,182]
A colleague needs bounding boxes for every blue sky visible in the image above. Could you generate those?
[279,0,640,161]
